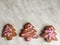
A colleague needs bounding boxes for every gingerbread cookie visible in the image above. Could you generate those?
[20,23,38,41]
[2,24,17,40]
[41,25,57,42]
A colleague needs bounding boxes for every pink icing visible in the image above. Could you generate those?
[27,25,33,29]
[3,25,12,36]
[4,32,12,36]
[45,30,53,33]
[44,29,55,40]
[26,37,31,41]
[33,34,38,38]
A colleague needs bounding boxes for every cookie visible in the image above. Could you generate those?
[20,23,38,41]
[41,25,57,42]
[2,24,17,40]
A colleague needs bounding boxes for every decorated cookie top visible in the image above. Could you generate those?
[20,23,38,41]
[41,25,57,42]
[2,24,17,40]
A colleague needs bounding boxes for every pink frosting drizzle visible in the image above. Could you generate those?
[44,29,54,40]
[3,25,12,36]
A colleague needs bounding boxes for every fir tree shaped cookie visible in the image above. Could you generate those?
[2,24,17,40]
[20,23,38,41]
[41,25,57,42]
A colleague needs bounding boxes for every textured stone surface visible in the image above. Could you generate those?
[0,0,60,45]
